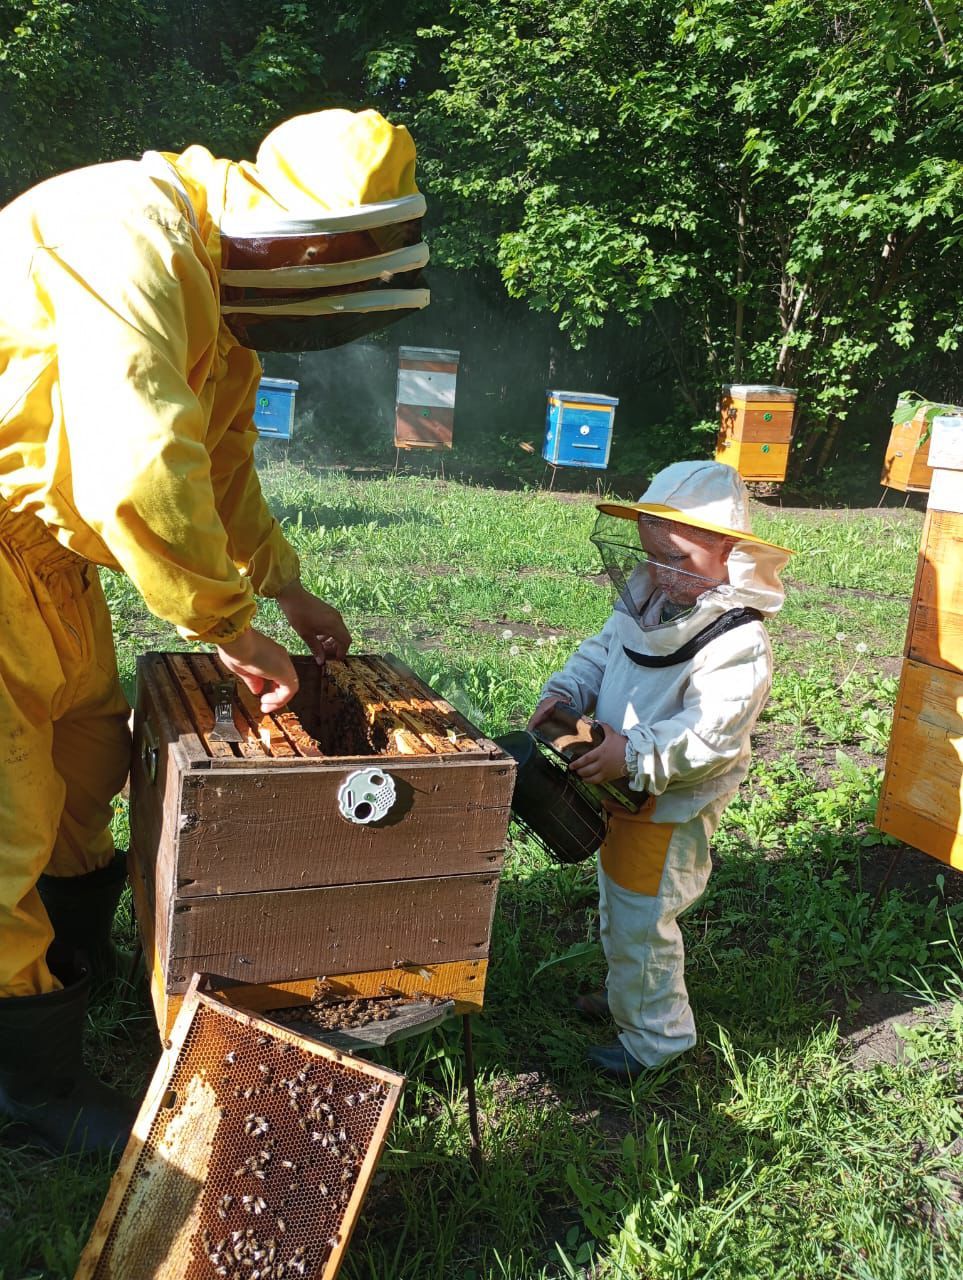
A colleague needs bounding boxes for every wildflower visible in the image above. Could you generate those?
[547,635,559,646]
[521,603,533,614]
[509,645,520,656]
[835,632,846,642]
[501,628,513,640]
[535,637,545,647]
[855,642,868,654]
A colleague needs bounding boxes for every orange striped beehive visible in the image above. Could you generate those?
[129,653,514,1035]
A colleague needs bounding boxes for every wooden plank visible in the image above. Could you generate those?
[274,707,324,756]
[208,653,302,757]
[165,654,236,759]
[906,509,963,674]
[173,757,512,896]
[285,999,456,1051]
[378,653,504,755]
[138,655,208,765]
[159,959,488,1037]
[876,659,963,867]
[166,872,501,989]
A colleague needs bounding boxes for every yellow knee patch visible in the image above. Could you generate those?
[600,815,675,895]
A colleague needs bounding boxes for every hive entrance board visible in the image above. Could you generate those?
[148,652,485,762]
[75,979,404,1280]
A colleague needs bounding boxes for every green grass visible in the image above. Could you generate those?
[4,466,962,1280]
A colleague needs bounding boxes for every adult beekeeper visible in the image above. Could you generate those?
[530,462,791,1080]
[0,108,429,1153]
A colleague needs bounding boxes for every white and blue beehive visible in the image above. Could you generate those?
[253,377,299,441]
[543,390,619,470]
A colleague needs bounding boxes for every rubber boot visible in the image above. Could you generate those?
[0,950,137,1156]
[37,849,133,986]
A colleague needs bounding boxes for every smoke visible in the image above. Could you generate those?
[258,266,674,474]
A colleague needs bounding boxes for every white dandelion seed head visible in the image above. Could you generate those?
[509,645,520,656]
[501,628,514,640]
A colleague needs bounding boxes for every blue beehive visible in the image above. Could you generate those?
[253,377,299,440]
[543,390,619,470]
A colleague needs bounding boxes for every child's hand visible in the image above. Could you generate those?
[527,695,564,731]
[569,721,629,785]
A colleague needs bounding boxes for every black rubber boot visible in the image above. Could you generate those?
[37,849,133,985]
[0,951,137,1156]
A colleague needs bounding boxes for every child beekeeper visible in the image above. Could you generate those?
[528,461,791,1081]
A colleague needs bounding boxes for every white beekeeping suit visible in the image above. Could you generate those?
[540,461,791,1068]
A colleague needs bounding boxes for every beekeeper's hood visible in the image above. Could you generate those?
[148,108,429,352]
[593,460,792,620]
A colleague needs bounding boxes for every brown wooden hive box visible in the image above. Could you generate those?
[129,652,516,1036]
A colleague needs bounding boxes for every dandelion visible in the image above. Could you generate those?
[535,637,545,647]
[835,632,846,642]
[547,635,559,646]
[521,603,533,614]
[855,642,868,654]
[501,628,513,640]
[509,645,520,656]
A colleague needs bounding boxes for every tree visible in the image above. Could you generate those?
[416,0,963,477]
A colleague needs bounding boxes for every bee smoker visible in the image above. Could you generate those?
[496,702,643,864]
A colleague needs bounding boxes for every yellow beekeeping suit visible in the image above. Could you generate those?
[0,109,419,997]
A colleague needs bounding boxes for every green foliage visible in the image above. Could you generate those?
[419,0,963,474]
[6,469,963,1279]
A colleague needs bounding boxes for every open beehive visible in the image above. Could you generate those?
[129,652,515,1035]
[75,981,404,1280]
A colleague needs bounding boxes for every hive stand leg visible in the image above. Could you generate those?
[876,487,891,508]
[462,1014,483,1175]
[868,845,906,917]
[394,447,402,474]
[439,454,446,482]
[547,465,557,492]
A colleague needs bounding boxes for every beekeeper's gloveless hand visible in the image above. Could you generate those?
[569,720,630,785]
[276,580,351,663]
[217,628,299,713]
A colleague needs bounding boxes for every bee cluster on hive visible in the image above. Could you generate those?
[87,1003,397,1280]
[269,978,449,1034]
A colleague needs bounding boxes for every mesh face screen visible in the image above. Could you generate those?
[85,1000,401,1280]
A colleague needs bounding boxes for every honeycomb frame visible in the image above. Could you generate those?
[75,978,404,1280]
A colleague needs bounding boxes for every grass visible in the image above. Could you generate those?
[3,464,962,1279]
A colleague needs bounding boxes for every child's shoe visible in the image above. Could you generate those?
[586,1041,647,1082]
[573,990,610,1021]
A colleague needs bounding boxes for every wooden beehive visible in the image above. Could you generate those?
[880,405,935,493]
[880,399,962,494]
[877,417,963,870]
[714,384,797,482]
[129,652,515,1036]
[75,979,404,1280]
[394,345,458,450]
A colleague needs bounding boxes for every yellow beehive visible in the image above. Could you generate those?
[714,384,796,482]
[876,416,963,869]
[880,406,935,493]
